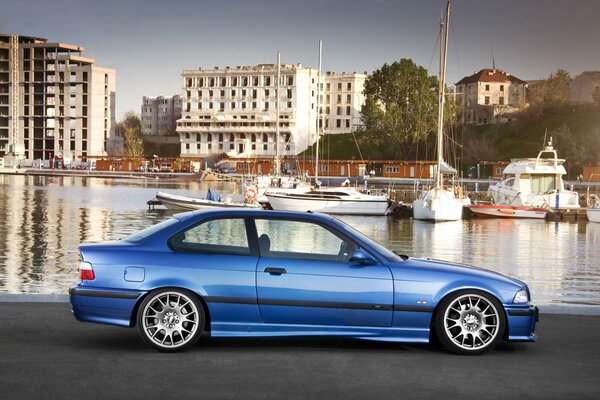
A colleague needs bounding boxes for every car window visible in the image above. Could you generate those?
[170,218,250,255]
[124,218,179,243]
[255,219,357,262]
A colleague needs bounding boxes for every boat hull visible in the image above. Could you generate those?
[412,189,464,221]
[156,192,259,211]
[265,194,390,216]
[588,207,600,223]
[469,205,547,219]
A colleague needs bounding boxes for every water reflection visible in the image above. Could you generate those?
[1,174,599,307]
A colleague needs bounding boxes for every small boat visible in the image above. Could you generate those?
[154,189,260,211]
[469,204,547,219]
[587,196,600,223]
[265,186,391,216]
[488,138,580,209]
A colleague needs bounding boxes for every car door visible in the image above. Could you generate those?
[253,218,393,327]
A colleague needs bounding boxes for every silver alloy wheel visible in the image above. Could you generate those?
[443,293,500,351]
[141,291,199,349]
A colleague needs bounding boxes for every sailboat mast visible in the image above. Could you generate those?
[315,40,322,184]
[436,1,450,188]
[275,52,281,177]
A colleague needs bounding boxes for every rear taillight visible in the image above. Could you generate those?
[80,261,95,280]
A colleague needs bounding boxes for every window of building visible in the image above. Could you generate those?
[220,102,225,111]
[500,84,504,92]
[243,77,248,86]
[253,77,259,86]
[208,143,212,150]
[185,143,190,150]
[347,82,351,90]
[196,143,201,150]
[287,101,292,108]
[265,76,271,86]
[230,143,234,150]
[221,78,226,86]
[499,97,504,105]
[386,166,400,173]
[484,96,490,105]
[209,102,214,109]
[242,102,246,109]
[485,84,490,91]
[263,133,268,142]
[231,102,236,109]
[337,106,341,115]
[337,94,342,104]
[210,78,215,87]
[287,89,292,99]
[219,143,223,150]
[337,83,342,91]
[207,133,212,141]
[252,89,257,99]
[219,133,224,142]
[346,94,351,104]
[264,102,269,110]
[287,76,293,85]
[336,119,341,128]
[346,106,351,115]
[263,144,268,150]
[346,119,350,128]
[326,83,331,91]
[199,78,204,87]
[220,90,225,97]
[252,102,257,109]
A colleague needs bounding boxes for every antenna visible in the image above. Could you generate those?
[491,46,495,70]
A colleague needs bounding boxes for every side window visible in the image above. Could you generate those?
[255,219,357,262]
[170,218,250,255]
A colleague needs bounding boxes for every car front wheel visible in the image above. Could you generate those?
[136,288,205,352]
[435,290,506,355]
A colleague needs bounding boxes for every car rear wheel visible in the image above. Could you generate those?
[435,290,506,355]
[137,288,205,352]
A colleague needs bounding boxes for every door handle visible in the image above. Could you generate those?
[264,267,287,275]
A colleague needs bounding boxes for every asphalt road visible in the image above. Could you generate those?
[1,303,599,400]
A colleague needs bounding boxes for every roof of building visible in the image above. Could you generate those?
[456,69,526,85]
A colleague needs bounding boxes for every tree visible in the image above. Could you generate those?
[527,69,572,117]
[116,111,145,158]
[592,85,600,107]
[360,59,454,159]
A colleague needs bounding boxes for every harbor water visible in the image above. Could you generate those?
[1,174,599,307]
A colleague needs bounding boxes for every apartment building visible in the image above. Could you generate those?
[177,64,366,158]
[455,68,526,124]
[0,34,117,161]
[141,94,182,136]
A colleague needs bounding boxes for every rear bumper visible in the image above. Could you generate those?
[69,286,145,328]
[506,305,538,341]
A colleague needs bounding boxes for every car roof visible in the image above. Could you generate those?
[173,208,336,223]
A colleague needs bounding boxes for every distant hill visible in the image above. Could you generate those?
[300,105,600,168]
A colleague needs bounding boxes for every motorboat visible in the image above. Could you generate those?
[265,186,391,215]
[488,139,579,209]
[154,189,260,211]
[469,204,547,219]
[588,196,600,223]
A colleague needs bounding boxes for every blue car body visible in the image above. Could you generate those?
[70,209,537,345]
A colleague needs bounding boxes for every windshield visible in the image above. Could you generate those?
[333,218,402,263]
[124,218,179,243]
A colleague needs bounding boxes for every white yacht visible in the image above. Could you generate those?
[412,1,468,222]
[587,196,600,223]
[488,140,580,209]
[265,186,391,216]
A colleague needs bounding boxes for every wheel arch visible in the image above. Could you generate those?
[129,286,212,333]
[429,286,510,342]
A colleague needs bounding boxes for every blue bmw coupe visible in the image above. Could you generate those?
[70,209,537,354]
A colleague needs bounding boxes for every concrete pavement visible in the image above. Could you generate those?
[0,302,599,400]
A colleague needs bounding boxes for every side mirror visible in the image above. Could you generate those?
[350,249,374,264]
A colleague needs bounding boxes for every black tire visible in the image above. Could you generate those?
[434,289,506,355]
[136,288,205,352]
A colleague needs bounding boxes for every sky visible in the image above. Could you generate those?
[2,0,599,119]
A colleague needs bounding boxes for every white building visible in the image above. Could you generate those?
[141,94,182,136]
[176,64,366,158]
[0,34,118,161]
[455,68,526,125]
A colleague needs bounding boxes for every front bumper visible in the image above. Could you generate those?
[506,304,538,341]
[69,286,146,328]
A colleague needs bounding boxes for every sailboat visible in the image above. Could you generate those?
[264,41,391,216]
[412,1,467,221]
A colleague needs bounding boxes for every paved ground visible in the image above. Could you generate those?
[1,303,599,400]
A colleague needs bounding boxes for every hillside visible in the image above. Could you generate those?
[301,105,600,166]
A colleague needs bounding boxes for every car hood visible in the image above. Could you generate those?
[389,257,526,289]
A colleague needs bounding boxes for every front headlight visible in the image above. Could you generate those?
[513,289,529,304]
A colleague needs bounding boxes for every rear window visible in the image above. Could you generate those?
[124,218,179,243]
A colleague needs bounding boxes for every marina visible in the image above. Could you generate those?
[1,173,599,309]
